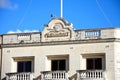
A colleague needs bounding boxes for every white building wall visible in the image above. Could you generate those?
[114,29,120,38]
[3,34,18,44]
[1,42,115,80]
[114,42,120,80]
[101,28,115,39]
[105,42,115,80]
[31,33,41,42]
[0,18,120,80]
[2,28,120,45]
[2,33,41,44]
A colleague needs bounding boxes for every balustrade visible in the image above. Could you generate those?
[6,72,33,80]
[77,70,105,80]
[41,71,69,80]
[85,30,101,39]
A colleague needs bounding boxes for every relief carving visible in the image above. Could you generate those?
[45,31,69,38]
[42,18,75,42]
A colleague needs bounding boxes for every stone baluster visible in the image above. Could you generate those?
[77,70,105,80]
[6,72,33,80]
[41,71,68,80]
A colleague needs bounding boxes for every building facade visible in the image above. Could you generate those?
[0,18,120,80]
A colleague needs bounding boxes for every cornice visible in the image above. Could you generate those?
[1,38,120,48]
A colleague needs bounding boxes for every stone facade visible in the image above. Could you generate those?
[0,18,120,80]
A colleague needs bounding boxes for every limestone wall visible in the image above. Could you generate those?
[1,42,115,80]
[75,28,120,40]
[2,32,41,44]
[1,28,120,44]
[114,42,120,80]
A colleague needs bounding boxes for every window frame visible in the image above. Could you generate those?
[13,56,34,73]
[17,61,32,72]
[86,58,102,70]
[51,59,66,71]
[47,55,69,71]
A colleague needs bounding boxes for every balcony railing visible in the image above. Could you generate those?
[6,72,33,80]
[85,30,101,39]
[41,71,69,80]
[77,70,105,80]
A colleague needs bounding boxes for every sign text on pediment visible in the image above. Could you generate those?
[45,31,69,38]
[41,18,75,42]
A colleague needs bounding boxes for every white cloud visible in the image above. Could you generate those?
[0,0,18,9]
[23,30,39,33]
[7,30,22,34]
[7,29,39,34]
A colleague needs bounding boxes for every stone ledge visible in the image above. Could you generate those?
[1,38,120,48]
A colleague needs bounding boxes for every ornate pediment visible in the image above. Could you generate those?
[42,18,75,42]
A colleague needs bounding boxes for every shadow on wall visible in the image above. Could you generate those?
[33,75,41,80]
[2,74,77,80]
[2,77,6,80]
[69,73,77,80]
[1,75,41,80]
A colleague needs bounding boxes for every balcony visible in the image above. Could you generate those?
[77,70,105,80]
[41,71,69,80]
[6,72,34,80]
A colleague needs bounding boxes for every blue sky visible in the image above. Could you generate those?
[0,0,120,34]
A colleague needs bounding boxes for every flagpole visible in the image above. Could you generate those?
[60,0,63,18]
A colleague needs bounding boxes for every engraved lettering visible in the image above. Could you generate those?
[45,32,69,38]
